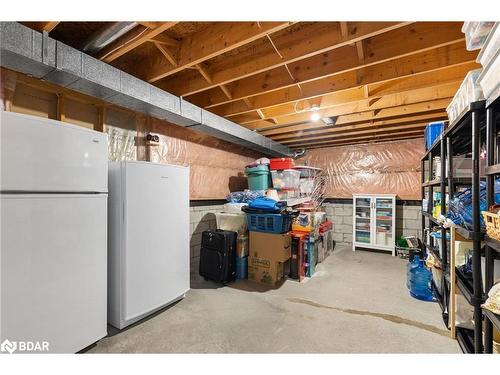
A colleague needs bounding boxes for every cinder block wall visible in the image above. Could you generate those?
[188,201,422,282]
[323,201,422,247]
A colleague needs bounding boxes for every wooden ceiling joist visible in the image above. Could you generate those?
[281,122,431,145]
[187,22,467,109]
[259,98,451,135]
[290,129,426,148]
[294,134,424,150]
[234,80,459,126]
[270,112,448,142]
[210,56,477,123]
[98,22,178,63]
[159,22,410,96]
[146,22,294,83]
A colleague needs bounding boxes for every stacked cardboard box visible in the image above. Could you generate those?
[248,231,291,286]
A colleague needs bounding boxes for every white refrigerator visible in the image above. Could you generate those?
[108,161,189,329]
[0,111,108,353]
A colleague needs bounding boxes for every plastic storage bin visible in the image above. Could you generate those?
[477,23,499,68]
[294,166,321,178]
[270,158,294,170]
[446,69,484,124]
[478,49,500,100]
[462,22,495,51]
[424,122,445,150]
[245,165,271,191]
[246,213,292,234]
[271,169,301,190]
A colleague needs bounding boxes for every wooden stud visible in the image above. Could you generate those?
[154,42,178,67]
[340,22,349,40]
[56,94,65,121]
[196,64,212,84]
[356,40,365,62]
[219,85,233,100]
[95,106,106,133]
[98,22,178,63]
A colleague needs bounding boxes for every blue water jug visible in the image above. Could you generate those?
[409,259,434,301]
[406,256,420,290]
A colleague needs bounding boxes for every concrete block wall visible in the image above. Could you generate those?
[323,201,422,247]
[189,203,224,281]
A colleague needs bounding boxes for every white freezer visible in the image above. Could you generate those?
[108,161,190,329]
[0,194,108,353]
[0,111,108,193]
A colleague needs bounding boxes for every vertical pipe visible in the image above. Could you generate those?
[484,106,495,354]
[471,109,483,353]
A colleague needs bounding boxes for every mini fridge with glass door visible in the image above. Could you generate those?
[352,194,396,255]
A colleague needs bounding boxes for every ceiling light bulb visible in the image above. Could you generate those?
[311,112,321,122]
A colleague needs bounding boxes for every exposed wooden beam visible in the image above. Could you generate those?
[295,134,424,150]
[281,122,430,145]
[289,129,426,148]
[146,22,294,83]
[150,33,180,47]
[153,42,178,67]
[207,47,478,118]
[219,85,233,100]
[356,40,365,62]
[236,80,459,126]
[187,23,467,109]
[98,22,178,63]
[339,22,349,40]
[196,64,212,83]
[270,112,448,141]
[158,22,410,96]
[41,22,59,33]
[258,98,451,135]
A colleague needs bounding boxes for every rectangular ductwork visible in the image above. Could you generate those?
[0,22,292,157]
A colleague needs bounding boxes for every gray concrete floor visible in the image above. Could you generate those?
[89,245,460,353]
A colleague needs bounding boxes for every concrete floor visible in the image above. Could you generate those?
[89,245,460,353]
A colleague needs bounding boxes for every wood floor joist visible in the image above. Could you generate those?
[187,22,467,109]
[233,80,459,126]
[146,22,294,83]
[294,134,424,150]
[158,22,410,96]
[269,112,448,142]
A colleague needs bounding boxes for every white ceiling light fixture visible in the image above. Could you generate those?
[310,105,321,122]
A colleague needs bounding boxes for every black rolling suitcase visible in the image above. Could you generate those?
[199,229,237,284]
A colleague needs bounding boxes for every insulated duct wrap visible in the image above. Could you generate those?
[149,119,259,199]
[296,139,424,200]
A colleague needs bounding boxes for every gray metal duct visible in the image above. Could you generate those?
[81,22,138,55]
[0,22,292,157]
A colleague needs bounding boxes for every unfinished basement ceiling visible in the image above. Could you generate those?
[22,21,480,149]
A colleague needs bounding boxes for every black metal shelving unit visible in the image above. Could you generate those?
[483,94,500,354]
[421,129,450,327]
[420,100,488,353]
[448,101,486,354]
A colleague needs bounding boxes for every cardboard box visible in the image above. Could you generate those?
[248,257,284,286]
[249,231,291,261]
[248,231,291,285]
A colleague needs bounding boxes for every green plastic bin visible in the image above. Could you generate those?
[245,165,271,191]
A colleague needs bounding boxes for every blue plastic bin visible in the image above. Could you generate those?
[245,165,271,191]
[246,213,292,233]
[424,122,445,150]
